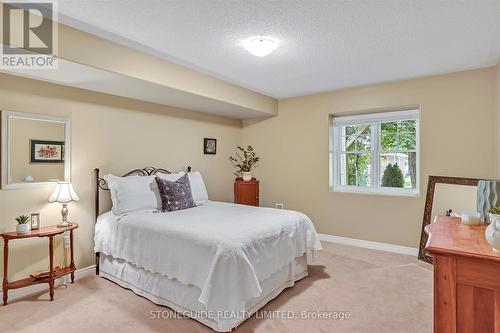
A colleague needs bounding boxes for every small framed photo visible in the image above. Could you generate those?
[30,213,40,230]
[204,138,217,155]
[30,140,65,164]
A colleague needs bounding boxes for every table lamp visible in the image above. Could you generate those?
[49,182,79,227]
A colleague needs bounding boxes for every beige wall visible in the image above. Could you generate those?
[242,68,496,247]
[431,184,477,220]
[9,118,65,183]
[496,59,500,177]
[0,73,241,281]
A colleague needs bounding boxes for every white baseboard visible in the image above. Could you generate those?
[319,233,419,256]
[2,265,96,303]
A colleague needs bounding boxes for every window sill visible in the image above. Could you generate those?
[331,185,419,197]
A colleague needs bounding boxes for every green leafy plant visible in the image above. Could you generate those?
[488,207,500,215]
[381,163,405,188]
[15,215,30,224]
[229,145,260,177]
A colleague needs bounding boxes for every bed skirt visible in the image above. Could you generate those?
[99,254,308,332]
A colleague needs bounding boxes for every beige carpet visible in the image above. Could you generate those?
[0,242,433,333]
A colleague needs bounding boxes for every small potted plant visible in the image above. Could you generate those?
[488,207,500,224]
[15,215,31,234]
[229,145,260,181]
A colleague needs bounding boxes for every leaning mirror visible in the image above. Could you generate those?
[1,111,71,189]
[418,176,500,264]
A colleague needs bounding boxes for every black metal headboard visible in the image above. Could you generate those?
[94,166,191,221]
[93,166,191,275]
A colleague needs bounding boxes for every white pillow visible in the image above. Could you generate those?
[104,174,159,215]
[156,172,185,182]
[188,171,209,205]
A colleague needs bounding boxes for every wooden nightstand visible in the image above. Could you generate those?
[1,223,78,305]
[234,178,259,206]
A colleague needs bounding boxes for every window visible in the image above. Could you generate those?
[330,109,419,196]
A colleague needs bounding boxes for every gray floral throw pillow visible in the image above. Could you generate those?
[155,174,195,212]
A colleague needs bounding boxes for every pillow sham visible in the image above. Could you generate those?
[104,174,158,215]
[155,174,196,212]
[187,171,209,205]
[157,172,185,182]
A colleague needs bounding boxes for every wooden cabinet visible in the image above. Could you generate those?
[234,178,259,206]
[425,216,500,333]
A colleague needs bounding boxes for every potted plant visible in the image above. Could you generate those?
[229,145,260,181]
[488,207,500,224]
[15,215,31,234]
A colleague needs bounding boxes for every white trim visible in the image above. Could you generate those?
[332,185,419,197]
[319,233,419,256]
[1,111,71,189]
[333,109,419,126]
[330,108,420,196]
[1,265,96,303]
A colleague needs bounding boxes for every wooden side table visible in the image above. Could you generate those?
[1,223,78,305]
[234,178,259,206]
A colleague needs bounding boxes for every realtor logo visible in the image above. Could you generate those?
[1,0,58,69]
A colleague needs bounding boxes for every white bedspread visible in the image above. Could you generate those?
[94,201,321,312]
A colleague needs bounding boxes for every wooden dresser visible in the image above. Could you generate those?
[234,178,259,206]
[425,216,500,333]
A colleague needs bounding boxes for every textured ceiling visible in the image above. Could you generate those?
[55,0,500,99]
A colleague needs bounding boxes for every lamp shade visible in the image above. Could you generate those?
[49,182,79,203]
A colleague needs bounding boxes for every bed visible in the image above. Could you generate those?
[93,167,321,332]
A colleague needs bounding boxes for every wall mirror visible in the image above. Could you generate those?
[1,111,71,189]
[418,176,499,264]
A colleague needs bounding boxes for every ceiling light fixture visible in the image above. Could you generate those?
[243,37,277,57]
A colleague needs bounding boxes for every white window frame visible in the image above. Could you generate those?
[330,109,420,196]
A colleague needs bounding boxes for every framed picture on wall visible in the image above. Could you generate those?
[204,138,217,155]
[30,140,65,163]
